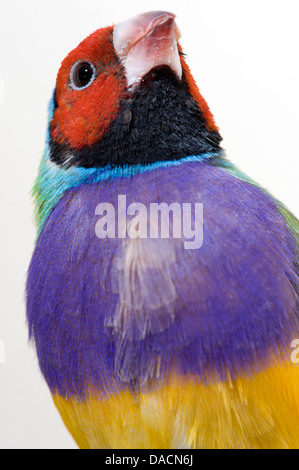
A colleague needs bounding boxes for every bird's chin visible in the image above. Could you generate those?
[138,65,183,88]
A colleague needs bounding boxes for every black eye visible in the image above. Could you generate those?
[70,61,96,90]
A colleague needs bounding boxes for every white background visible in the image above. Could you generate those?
[0,0,298,449]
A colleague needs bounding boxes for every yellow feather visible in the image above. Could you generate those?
[53,358,299,449]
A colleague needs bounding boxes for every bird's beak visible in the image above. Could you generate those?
[113,11,182,89]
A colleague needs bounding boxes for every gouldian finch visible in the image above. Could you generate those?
[27,11,299,449]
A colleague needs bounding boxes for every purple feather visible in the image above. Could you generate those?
[27,161,299,399]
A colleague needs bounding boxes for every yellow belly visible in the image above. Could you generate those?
[53,359,299,449]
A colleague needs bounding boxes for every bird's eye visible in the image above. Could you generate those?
[70,61,96,90]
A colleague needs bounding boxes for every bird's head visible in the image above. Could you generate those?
[49,11,222,168]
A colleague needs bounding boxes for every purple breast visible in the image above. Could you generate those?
[26,161,299,399]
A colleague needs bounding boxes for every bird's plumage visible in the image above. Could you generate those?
[27,11,299,448]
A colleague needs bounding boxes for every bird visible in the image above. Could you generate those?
[26,11,299,449]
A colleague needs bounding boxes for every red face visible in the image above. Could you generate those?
[51,27,127,150]
[50,12,218,152]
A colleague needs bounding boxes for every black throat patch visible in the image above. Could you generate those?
[50,66,223,169]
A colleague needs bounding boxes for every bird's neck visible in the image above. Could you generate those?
[50,67,223,169]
